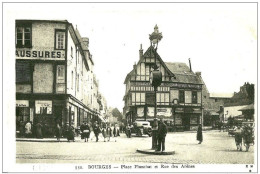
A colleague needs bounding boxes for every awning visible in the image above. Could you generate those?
[238,104,254,111]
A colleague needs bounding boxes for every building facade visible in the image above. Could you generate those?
[123,44,204,131]
[15,20,106,136]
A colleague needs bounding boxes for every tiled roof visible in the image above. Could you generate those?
[165,62,203,84]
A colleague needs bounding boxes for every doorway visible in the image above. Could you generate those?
[182,114,190,131]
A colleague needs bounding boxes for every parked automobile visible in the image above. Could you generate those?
[131,121,152,137]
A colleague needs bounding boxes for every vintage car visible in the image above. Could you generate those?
[131,121,152,137]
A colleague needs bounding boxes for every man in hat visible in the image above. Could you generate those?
[156,118,167,152]
[93,121,101,142]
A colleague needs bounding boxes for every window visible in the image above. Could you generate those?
[71,47,73,57]
[16,61,31,83]
[57,65,65,83]
[77,74,79,92]
[16,23,32,48]
[156,93,170,105]
[71,71,74,89]
[179,90,185,103]
[55,31,65,49]
[192,91,197,104]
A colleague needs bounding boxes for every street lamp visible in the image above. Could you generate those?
[149,25,163,149]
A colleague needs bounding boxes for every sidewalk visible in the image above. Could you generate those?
[16,137,82,142]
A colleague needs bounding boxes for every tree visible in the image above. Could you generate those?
[112,108,123,122]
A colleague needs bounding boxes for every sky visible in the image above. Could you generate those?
[4,2,257,112]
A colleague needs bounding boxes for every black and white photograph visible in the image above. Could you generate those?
[2,1,257,173]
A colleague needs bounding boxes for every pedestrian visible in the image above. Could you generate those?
[67,122,76,142]
[35,122,43,139]
[106,124,112,141]
[101,123,107,142]
[126,124,132,138]
[113,123,120,142]
[197,124,203,144]
[93,121,101,142]
[152,118,158,149]
[234,125,243,151]
[80,122,91,142]
[156,118,167,152]
[63,122,69,138]
[24,121,32,138]
[19,120,25,138]
[55,123,62,142]
[242,125,253,152]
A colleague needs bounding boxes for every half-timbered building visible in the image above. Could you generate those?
[123,44,204,131]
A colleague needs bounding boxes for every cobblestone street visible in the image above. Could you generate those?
[16,130,254,164]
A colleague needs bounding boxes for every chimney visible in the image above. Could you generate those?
[188,58,192,72]
[82,37,89,48]
[195,72,201,77]
[139,44,143,59]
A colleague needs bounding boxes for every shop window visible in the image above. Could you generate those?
[192,91,197,104]
[16,61,31,83]
[179,90,185,103]
[16,22,32,48]
[16,107,30,122]
[55,30,65,49]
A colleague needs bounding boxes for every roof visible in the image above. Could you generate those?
[238,104,254,111]
[165,62,203,84]
[124,46,203,85]
[209,93,234,98]
[16,19,69,24]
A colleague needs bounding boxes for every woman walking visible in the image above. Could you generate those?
[113,123,120,142]
[55,123,62,142]
[106,124,112,141]
[80,122,91,142]
[197,124,203,144]
[67,123,76,142]
[101,123,107,142]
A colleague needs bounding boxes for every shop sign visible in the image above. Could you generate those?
[16,100,29,107]
[35,100,52,114]
[157,108,172,117]
[147,107,172,117]
[16,49,65,60]
[137,107,144,117]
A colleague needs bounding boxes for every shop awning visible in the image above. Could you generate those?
[238,104,254,111]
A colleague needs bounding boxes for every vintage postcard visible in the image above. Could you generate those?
[2,1,257,173]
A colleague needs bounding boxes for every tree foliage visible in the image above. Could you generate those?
[111,108,123,122]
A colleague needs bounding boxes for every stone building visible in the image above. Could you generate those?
[15,20,105,136]
[123,38,204,131]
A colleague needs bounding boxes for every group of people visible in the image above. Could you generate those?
[58,121,121,143]
[233,124,254,152]
[16,120,49,139]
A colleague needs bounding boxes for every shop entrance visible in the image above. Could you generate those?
[182,115,190,131]
[54,105,63,125]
